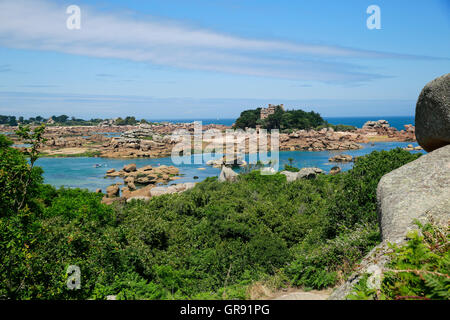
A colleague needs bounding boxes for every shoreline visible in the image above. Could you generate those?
[36,137,417,159]
[6,118,417,159]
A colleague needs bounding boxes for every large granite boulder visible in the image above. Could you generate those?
[330,145,450,300]
[415,73,450,152]
[377,144,450,242]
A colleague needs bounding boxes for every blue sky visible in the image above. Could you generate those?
[0,0,449,119]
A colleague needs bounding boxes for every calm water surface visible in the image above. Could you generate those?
[36,141,423,192]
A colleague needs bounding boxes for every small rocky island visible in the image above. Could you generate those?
[100,163,197,205]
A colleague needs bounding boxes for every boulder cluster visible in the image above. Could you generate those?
[279,129,363,151]
[100,137,175,158]
[362,120,390,129]
[360,120,416,141]
[101,163,193,204]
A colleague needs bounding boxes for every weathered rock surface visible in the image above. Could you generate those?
[377,144,450,242]
[280,167,324,181]
[280,171,298,182]
[329,154,353,163]
[329,166,341,175]
[105,184,120,198]
[415,73,450,152]
[218,166,239,182]
[123,163,137,172]
[297,167,324,179]
[362,120,390,129]
[330,145,450,300]
[328,241,392,300]
[149,183,196,197]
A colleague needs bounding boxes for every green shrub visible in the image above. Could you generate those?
[348,221,449,300]
[326,148,421,235]
[0,142,426,299]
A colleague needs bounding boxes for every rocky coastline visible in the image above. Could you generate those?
[5,118,417,159]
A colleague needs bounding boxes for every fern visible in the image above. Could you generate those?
[348,220,449,300]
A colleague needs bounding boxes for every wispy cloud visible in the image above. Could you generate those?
[95,73,116,78]
[18,84,60,88]
[0,0,446,84]
[0,64,12,72]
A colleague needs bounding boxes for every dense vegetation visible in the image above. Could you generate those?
[349,221,449,300]
[0,128,425,299]
[233,106,356,131]
[0,114,143,127]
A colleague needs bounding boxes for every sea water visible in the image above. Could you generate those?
[36,141,422,192]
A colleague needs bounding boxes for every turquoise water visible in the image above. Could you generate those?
[36,141,422,192]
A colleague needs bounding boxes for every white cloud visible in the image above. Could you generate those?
[0,0,442,83]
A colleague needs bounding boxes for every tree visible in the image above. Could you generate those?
[54,115,69,123]
[8,116,17,126]
[0,126,46,298]
[233,108,261,129]
[234,107,327,130]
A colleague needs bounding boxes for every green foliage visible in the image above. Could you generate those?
[0,128,46,298]
[0,115,18,126]
[283,164,300,172]
[326,148,421,235]
[234,108,262,129]
[115,116,137,126]
[0,143,424,299]
[0,127,45,217]
[316,124,357,132]
[233,106,327,130]
[348,221,449,300]
[287,223,380,289]
[267,108,326,131]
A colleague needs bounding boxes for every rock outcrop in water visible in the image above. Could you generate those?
[329,154,353,163]
[101,164,184,204]
[415,73,450,152]
[362,120,390,129]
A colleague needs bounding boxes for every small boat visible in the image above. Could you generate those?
[93,164,102,168]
